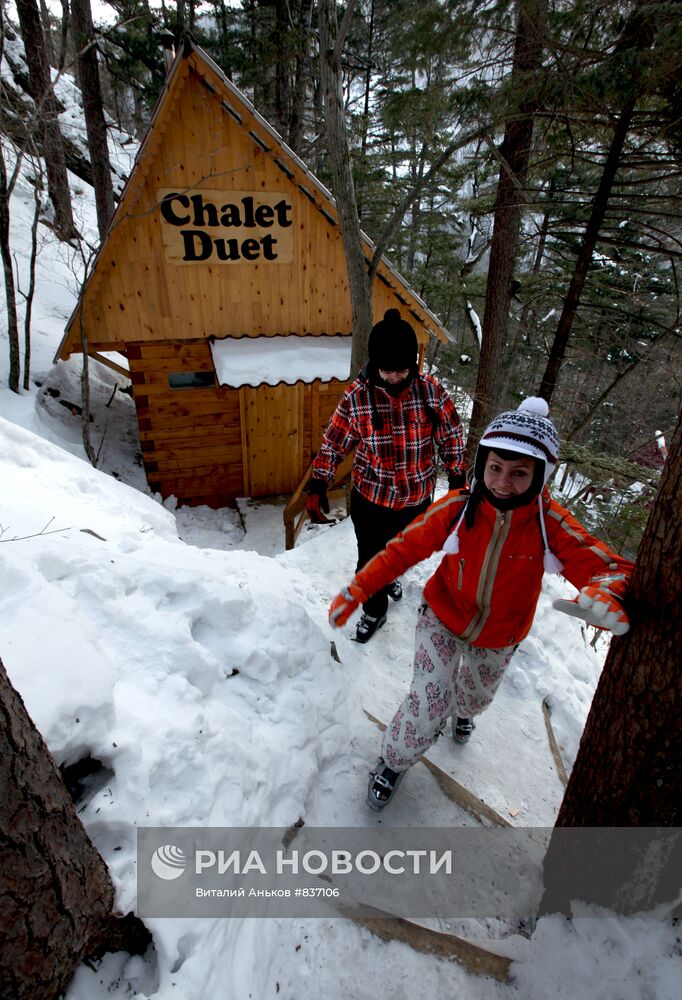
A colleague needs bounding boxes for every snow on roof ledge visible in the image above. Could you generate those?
[210,334,352,388]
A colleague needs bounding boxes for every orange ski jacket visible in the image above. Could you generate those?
[351,489,633,648]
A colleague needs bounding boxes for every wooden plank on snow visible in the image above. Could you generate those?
[349,910,512,983]
[363,710,511,829]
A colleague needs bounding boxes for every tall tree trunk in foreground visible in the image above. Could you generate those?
[468,0,543,451]
[558,410,681,824]
[71,0,115,239]
[319,0,372,376]
[15,0,77,240]
[0,656,151,1000]
[541,410,682,913]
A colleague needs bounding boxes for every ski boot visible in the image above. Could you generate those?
[367,759,405,811]
[452,716,476,744]
[355,613,387,643]
[386,581,403,601]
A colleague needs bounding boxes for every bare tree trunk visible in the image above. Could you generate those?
[80,321,98,465]
[216,0,233,80]
[176,0,186,37]
[0,656,151,1000]
[498,186,552,406]
[288,0,314,154]
[0,10,21,392]
[71,0,115,239]
[537,102,635,403]
[360,0,374,161]
[319,0,372,376]
[538,4,658,403]
[0,140,21,393]
[272,0,291,135]
[22,166,41,390]
[540,410,682,915]
[468,0,544,450]
[58,0,70,72]
[133,84,146,137]
[15,0,77,240]
[38,0,55,67]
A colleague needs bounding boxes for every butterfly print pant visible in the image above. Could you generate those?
[380,603,517,772]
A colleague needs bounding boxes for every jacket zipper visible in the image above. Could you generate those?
[460,511,510,643]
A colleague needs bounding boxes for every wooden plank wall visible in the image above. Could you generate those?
[128,339,244,507]
[127,338,347,506]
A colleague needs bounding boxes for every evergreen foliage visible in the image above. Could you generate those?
[4,0,680,555]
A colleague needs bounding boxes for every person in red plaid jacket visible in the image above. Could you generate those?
[307,309,466,643]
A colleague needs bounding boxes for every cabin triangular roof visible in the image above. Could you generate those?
[56,38,453,361]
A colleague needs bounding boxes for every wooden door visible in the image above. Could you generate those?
[240,384,305,496]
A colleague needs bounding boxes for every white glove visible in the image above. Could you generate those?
[553,574,630,636]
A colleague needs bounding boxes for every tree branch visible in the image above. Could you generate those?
[368,123,495,279]
[335,0,359,64]
[0,517,72,542]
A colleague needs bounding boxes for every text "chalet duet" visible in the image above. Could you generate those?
[159,190,294,264]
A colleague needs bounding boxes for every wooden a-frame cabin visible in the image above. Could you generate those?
[56,38,452,508]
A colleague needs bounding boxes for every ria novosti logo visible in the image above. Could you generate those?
[151,844,187,880]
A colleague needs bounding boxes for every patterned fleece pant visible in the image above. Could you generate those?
[381,603,517,772]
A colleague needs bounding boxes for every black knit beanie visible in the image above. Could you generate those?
[367,309,418,372]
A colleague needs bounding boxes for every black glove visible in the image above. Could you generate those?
[447,471,467,491]
[306,479,331,522]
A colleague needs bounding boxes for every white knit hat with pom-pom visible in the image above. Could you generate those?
[443,397,564,574]
[478,396,559,487]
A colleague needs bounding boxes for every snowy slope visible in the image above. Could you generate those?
[1,413,678,1000]
[0,40,679,1000]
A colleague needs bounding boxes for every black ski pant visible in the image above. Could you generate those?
[349,488,432,619]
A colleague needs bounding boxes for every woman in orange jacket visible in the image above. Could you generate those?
[328,398,634,811]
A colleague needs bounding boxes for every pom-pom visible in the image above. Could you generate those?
[543,551,564,575]
[443,531,460,555]
[442,506,468,555]
[518,396,549,417]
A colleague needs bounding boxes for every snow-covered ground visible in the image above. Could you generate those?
[0,35,680,1000]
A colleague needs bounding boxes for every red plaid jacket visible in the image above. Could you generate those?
[312,373,466,509]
